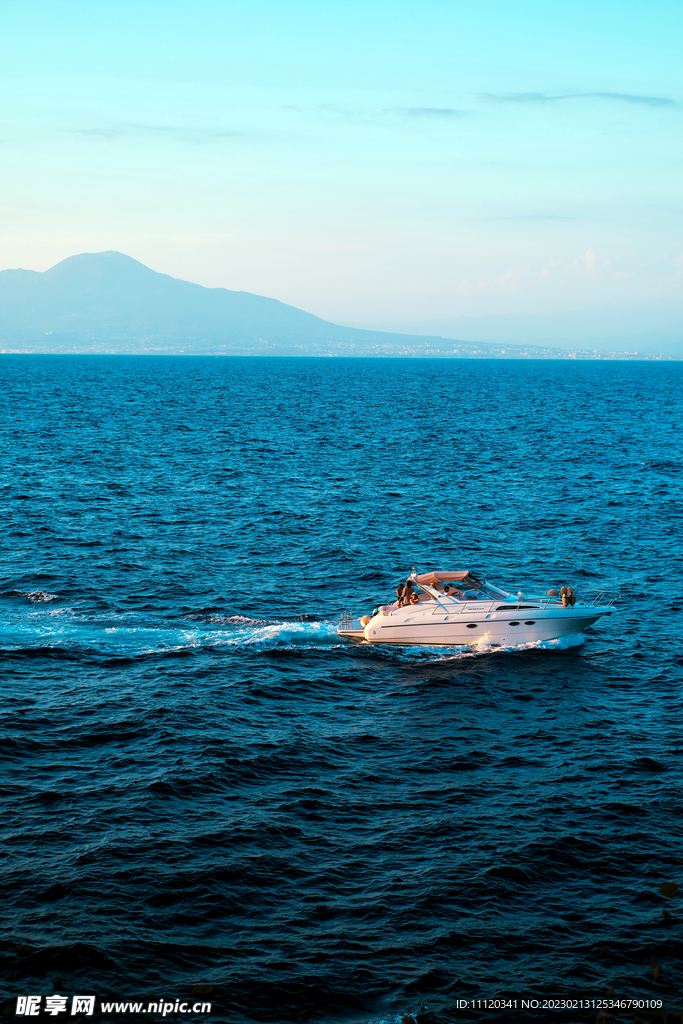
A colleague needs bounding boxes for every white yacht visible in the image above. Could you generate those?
[338,570,617,647]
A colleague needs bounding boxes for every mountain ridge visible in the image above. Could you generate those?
[346,306,683,356]
[0,252,677,358]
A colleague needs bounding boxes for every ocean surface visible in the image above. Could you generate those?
[1,356,681,1024]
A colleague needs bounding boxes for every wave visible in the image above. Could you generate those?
[362,1015,421,1024]
[357,631,586,667]
[9,589,59,603]
[476,631,585,653]
[0,606,343,658]
[0,602,587,661]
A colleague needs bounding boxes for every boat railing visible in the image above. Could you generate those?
[339,610,353,630]
[533,589,622,609]
[409,587,621,617]
[430,597,491,615]
[432,591,622,613]
[579,589,622,607]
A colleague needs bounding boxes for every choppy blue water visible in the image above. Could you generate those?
[1,356,682,1024]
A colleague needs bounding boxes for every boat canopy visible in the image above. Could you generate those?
[415,571,474,585]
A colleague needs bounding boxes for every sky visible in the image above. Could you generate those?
[1,0,682,323]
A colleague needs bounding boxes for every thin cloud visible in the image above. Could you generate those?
[481,92,555,104]
[76,123,246,143]
[78,128,120,139]
[507,214,581,221]
[398,107,465,118]
[480,91,677,108]
[306,104,364,118]
[289,104,466,125]
[591,91,676,107]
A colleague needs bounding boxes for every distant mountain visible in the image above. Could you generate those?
[348,308,683,356]
[0,251,360,354]
[2,250,494,358]
[0,251,677,358]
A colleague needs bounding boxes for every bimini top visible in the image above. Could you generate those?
[415,570,482,586]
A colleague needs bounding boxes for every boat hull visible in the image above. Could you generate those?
[338,606,613,647]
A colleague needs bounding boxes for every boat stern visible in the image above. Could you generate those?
[337,611,368,642]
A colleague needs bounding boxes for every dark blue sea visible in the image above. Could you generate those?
[1,356,681,1024]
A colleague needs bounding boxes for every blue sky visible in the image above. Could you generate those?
[2,0,682,322]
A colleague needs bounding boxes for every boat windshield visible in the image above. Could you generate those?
[409,572,510,602]
[422,580,510,601]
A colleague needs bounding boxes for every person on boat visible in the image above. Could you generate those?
[395,582,405,606]
[402,581,419,605]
